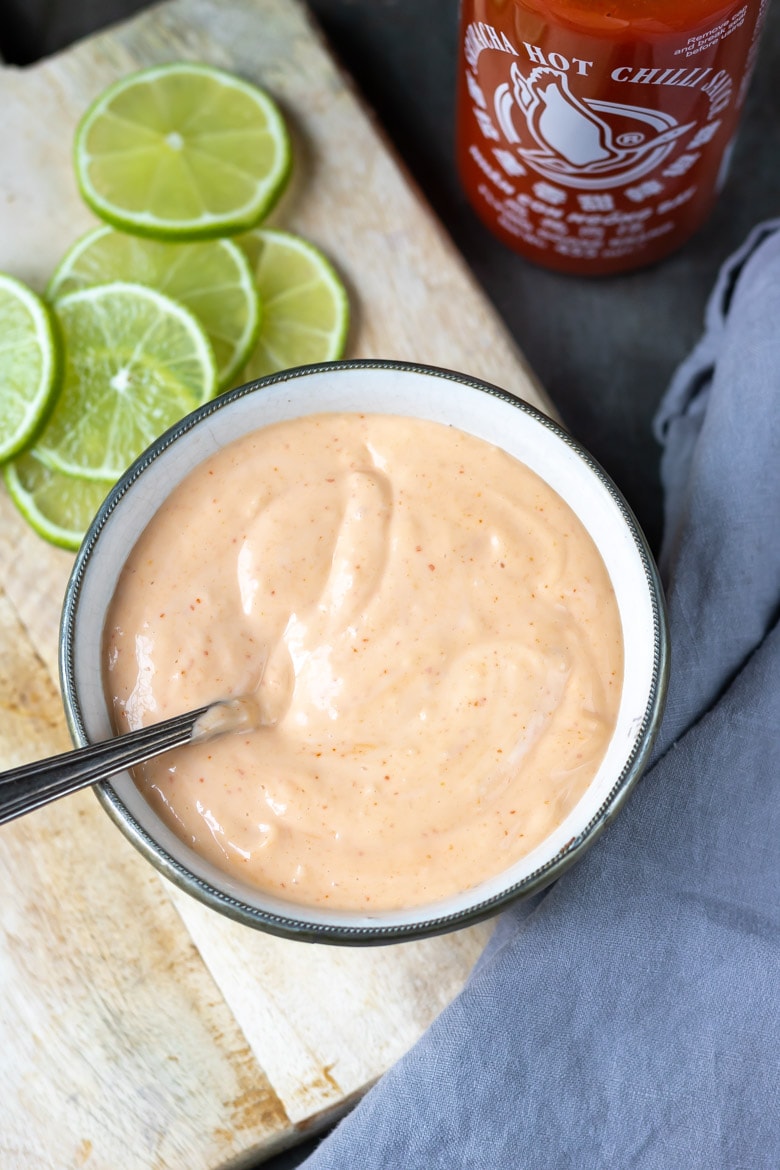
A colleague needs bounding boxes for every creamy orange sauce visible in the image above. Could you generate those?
[104,413,623,910]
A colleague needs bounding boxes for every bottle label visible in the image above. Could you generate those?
[460,3,766,267]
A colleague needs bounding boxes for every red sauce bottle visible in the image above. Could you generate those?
[456,0,768,275]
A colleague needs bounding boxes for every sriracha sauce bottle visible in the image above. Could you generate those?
[456,0,768,274]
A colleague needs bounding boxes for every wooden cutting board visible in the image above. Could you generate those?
[0,2,554,1166]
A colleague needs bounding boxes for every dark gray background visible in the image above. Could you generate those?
[2,1,777,1163]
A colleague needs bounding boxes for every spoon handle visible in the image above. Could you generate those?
[0,705,211,827]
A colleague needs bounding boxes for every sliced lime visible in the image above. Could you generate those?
[38,282,217,480]
[74,62,292,240]
[47,226,261,390]
[4,450,113,550]
[0,272,61,462]
[238,229,349,378]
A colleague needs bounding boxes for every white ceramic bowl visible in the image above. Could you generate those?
[60,361,668,943]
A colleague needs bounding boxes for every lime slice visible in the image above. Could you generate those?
[3,450,112,551]
[38,282,217,480]
[47,226,261,390]
[0,273,61,462]
[74,62,292,240]
[238,229,349,378]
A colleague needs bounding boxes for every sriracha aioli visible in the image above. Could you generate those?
[104,414,624,912]
[456,0,768,274]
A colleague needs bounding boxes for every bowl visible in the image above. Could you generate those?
[60,360,668,944]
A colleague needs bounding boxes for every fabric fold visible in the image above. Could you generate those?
[653,216,780,756]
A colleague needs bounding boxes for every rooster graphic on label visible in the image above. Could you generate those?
[494,63,694,189]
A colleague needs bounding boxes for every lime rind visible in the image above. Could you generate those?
[3,450,113,551]
[39,281,218,480]
[46,226,261,390]
[182,240,262,389]
[0,273,62,462]
[74,62,292,241]
[238,229,350,380]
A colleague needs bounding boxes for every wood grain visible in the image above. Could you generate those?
[0,0,550,1165]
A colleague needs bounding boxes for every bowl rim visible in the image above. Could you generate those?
[59,358,669,945]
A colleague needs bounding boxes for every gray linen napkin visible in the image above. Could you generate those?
[302,222,780,1169]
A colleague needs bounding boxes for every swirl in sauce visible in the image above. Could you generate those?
[104,413,623,910]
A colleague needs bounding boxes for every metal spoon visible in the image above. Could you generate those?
[0,696,260,827]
